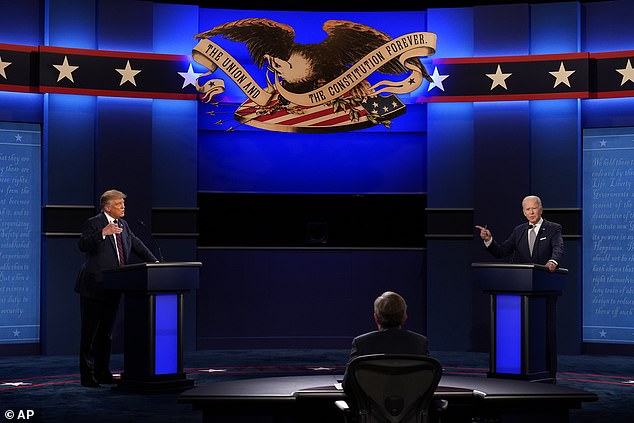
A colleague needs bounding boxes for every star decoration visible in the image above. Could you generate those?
[178,64,203,89]
[549,61,575,88]
[53,56,79,83]
[0,56,11,79]
[486,64,512,90]
[13,329,20,337]
[116,60,142,86]
[600,139,607,147]
[427,66,449,92]
[616,59,634,86]
[599,329,607,338]
[15,134,23,142]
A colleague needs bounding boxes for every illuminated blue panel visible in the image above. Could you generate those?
[474,4,529,56]
[194,10,430,195]
[427,102,473,207]
[582,1,634,52]
[582,98,634,129]
[155,294,178,375]
[46,94,96,204]
[530,99,580,207]
[46,0,96,48]
[0,122,41,345]
[154,3,199,55]
[530,2,579,54]
[582,127,634,344]
[97,0,153,53]
[0,92,43,124]
[198,130,425,194]
[152,100,198,206]
[427,7,474,58]
[496,294,521,374]
[0,0,42,45]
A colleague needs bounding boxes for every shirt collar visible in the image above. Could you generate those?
[104,212,116,224]
[530,218,544,230]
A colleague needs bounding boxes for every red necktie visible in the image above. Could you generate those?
[113,219,125,266]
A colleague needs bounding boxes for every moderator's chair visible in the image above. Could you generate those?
[336,354,445,423]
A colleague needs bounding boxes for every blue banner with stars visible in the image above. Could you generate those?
[2,44,634,101]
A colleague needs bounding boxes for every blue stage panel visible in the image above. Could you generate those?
[155,294,178,375]
[496,294,521,374]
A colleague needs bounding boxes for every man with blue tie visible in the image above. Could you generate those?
[75,189,158,387]
[476,195,564,272]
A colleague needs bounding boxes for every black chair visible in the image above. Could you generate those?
[336,354,445,423]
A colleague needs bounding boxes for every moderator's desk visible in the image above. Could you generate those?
[178,374,597,423]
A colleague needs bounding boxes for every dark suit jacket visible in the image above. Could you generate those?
[74,212,158,301]
[348,327,430,359]
[343,327,430,391]
[486,219,564,265]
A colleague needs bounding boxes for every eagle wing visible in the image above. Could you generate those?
[320,20,430,80]
[195,18,296,69]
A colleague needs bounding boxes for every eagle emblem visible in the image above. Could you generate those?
[192,18,437,133]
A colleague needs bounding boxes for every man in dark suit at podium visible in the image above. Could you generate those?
[75,189,158,388]
[476,195,564,272]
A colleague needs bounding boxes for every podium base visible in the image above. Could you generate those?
[113,374,195,393]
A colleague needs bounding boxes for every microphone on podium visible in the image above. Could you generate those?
[137,219,164,262]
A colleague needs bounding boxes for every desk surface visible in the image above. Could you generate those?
[179,374,598,405]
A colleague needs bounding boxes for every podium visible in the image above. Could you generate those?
[472,263,567,383]
[103,261,201,392]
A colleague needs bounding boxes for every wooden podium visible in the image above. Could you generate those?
[103,261,201,392]
[472,263,567,383]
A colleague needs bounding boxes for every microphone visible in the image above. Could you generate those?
[137,219,164,262]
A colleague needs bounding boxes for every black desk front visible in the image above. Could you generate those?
[179,374,597,423]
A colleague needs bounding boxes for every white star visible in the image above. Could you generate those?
[1,382,32,387]
[12,329,20,337]
[600,139,607,147]
[599,329,607,338]
[53,56,79,83]
[178,64,203,89]
[616,59,634,86]
[15,134,23,142]
[116,60,141,87]
[486,64,512,90]
[427,66,449,92]
[0,56,12,79]
[549,61,575,88]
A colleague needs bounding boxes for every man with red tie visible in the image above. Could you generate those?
[75,189,158,387]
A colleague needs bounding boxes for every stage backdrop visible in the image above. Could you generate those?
[583,127,634,345]
[0,122,41,346]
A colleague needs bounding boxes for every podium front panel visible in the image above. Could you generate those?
[495,295,521,375]
[155,294,178,375]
